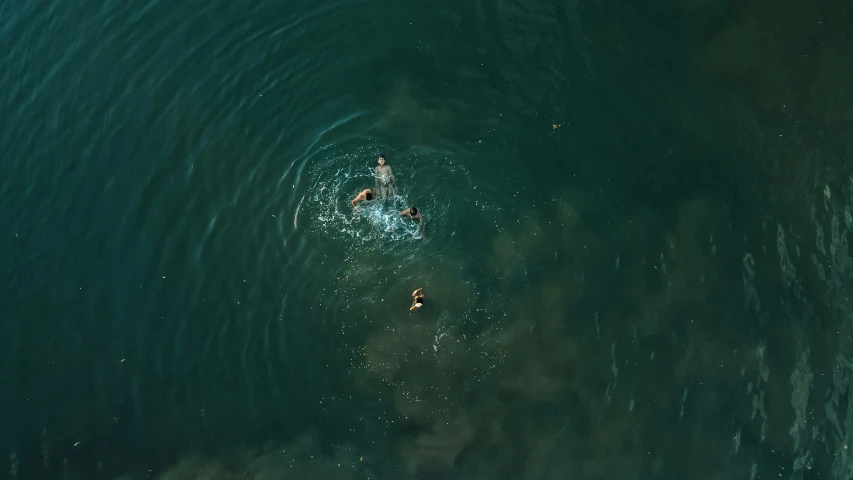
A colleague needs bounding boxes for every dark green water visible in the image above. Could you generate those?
[2,0,853,478]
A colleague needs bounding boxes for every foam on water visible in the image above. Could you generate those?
[311,183,425,246]
[298,144,467,254]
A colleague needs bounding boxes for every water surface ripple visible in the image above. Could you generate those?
[2,0,853,478]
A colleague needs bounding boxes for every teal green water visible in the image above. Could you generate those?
[2,0,853,478]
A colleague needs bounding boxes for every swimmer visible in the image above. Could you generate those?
[401,207,426,238]
[374,154,397,198]
[400,207,422,221]
[410,288,425,311]
[351,189,373,210]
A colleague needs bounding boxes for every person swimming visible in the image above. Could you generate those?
[351,188,373,210]
[401,206,425,237]
[374,154,396,198]
[400,206,422,221]
[410,288,425,311]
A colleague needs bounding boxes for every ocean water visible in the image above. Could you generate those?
[1,0,852,478]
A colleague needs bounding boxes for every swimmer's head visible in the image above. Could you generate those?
[365,191,373,201]
[410,207,418,216]
[378,154,386,165]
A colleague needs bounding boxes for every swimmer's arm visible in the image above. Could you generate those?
[400,208,409,216]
